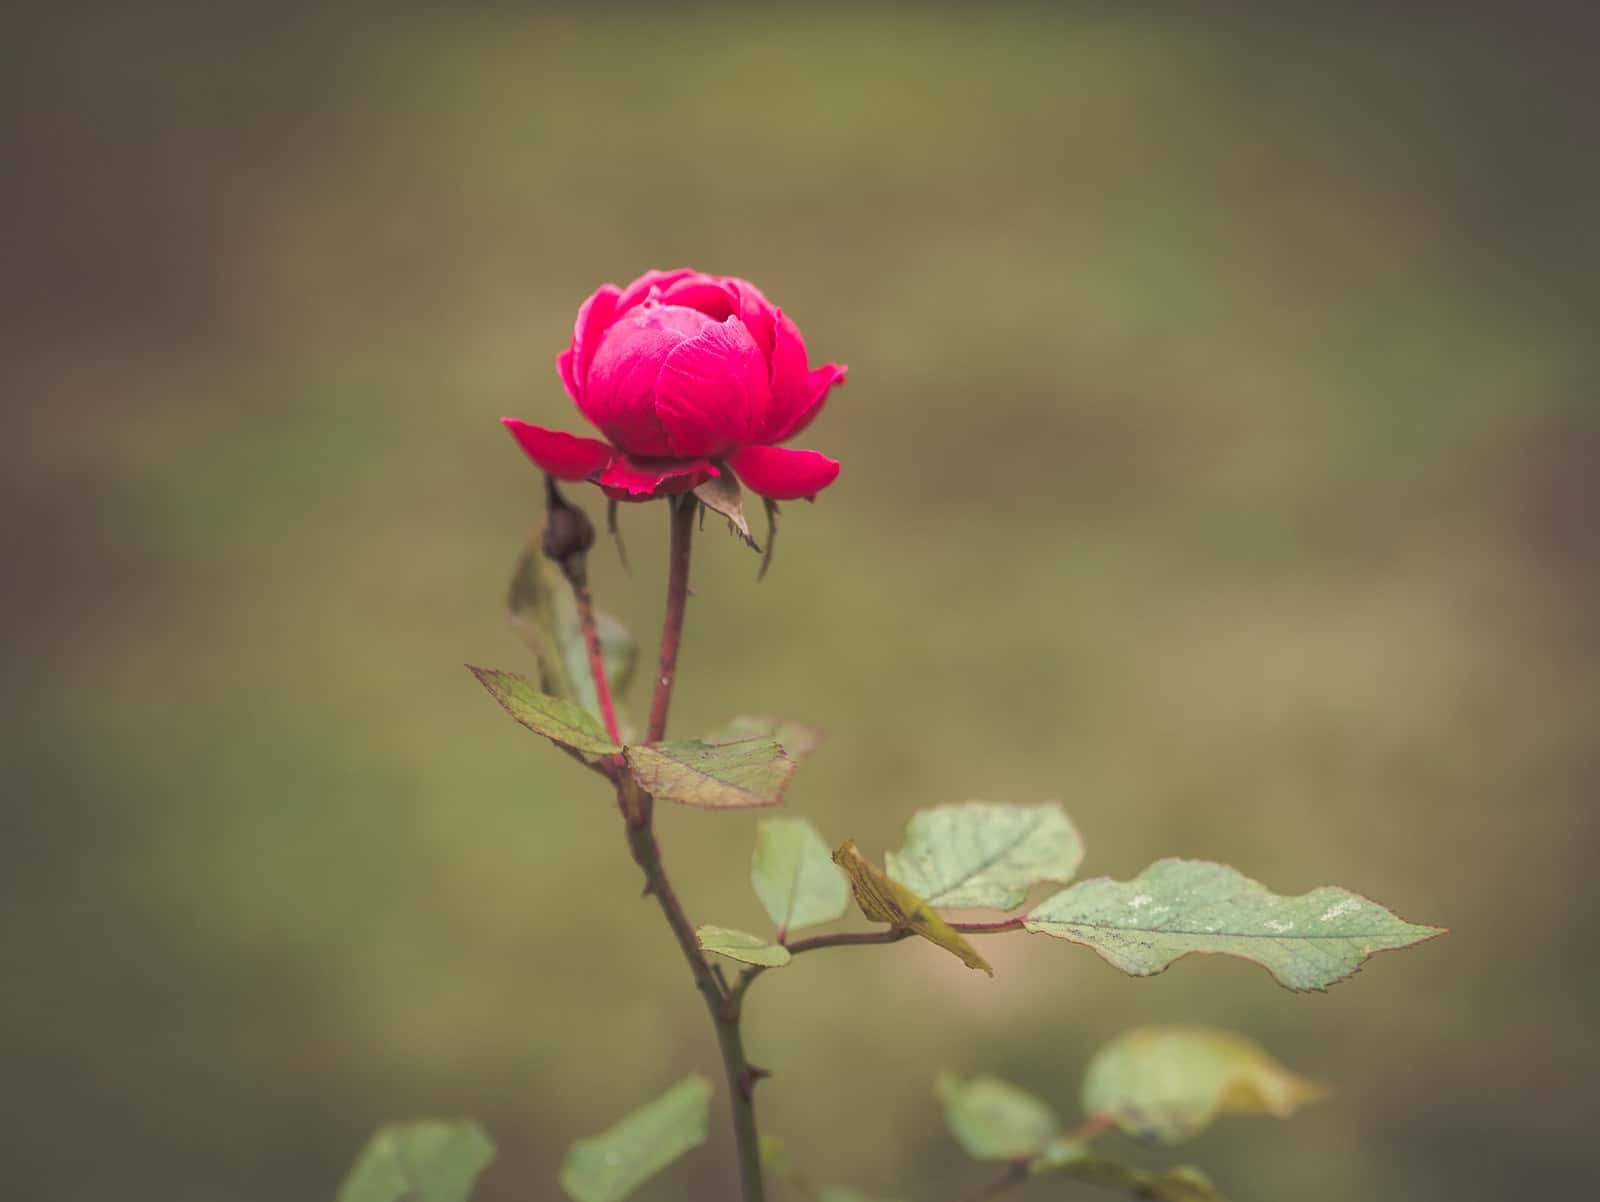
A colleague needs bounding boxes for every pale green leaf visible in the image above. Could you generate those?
[816,1189,907,1202]
[508,526,638,734]
[1024,858,1443,991]
[696,925,792,967]
[709,715,827,761]
[467,667,622,757]
[752,817,849,936]
[338,1120,494,1202]
[936,1073,1059,1160]
[560,1076,712,1202]
[1081,1026,1323,1144]
[886,802,1083,911]
[626,737,795,809]
[833,842,993,975]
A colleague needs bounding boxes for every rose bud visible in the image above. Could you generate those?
[502,270,845,503]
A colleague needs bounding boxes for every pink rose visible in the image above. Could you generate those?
[503,269,845,502]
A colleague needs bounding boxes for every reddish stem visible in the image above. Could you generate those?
[572,579,623,746]
[646,495,696,745]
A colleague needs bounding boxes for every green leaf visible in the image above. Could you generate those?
[1081,1026,1323,1144]
[937,1072,1060,1160]
[709,715,827,761]
[338,1120,494,1202]
[1035,1147,1227,1202]
[626,737,795,809]
[886,802,1083,911]
[752,817,849,936]
[1023,858,1444,991]
[694,474,759,550]
[560,1076,712,1202]
[817,1189,907,1202]
[467,667,622,757]
[697,924,793,967]
[508,525,639,732]
[833,841,993,975]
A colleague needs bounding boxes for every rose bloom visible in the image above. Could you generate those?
[503,269,845,502]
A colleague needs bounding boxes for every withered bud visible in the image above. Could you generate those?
[541,475,595,575]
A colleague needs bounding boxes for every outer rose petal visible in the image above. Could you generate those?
[557,347,581,404]
[728,445,840,501]
[731,277,777,357]
[501,419,615,480]
[568,284,622,402]
[765,309,813,438]
[615,269,698,316]
[767,362,846,444]
[655,317,770,458]
[597,455,719,501]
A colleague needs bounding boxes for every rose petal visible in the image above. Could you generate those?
[661,276,739,321]
[614,269,698,316]
[764,308,819,438]
[767,362,846,444]
[728,445,840,501]
[568,284,622,403]
[501,419,615,480]
[597,455,719,501]
[585,305,716,457]
[730,277,776,357]
[655,317,771,458]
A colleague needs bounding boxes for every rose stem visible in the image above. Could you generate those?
[570,577,622,746]
[617,492,768,1202]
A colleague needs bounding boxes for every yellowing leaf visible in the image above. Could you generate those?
[1081,1026,1324,1144]
[831,841,992,975]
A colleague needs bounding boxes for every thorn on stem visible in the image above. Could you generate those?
[739,1064,772,1099]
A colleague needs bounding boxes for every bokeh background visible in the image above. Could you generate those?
[8,5,1596,1201]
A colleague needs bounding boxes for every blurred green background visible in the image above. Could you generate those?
[8,5,1596,1201]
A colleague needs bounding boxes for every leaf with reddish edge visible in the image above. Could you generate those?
[467,666,622,757]
[625,737,795,809]
[693,473,759,551]
[831,841,993,975]
[1024,858,1444,992]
